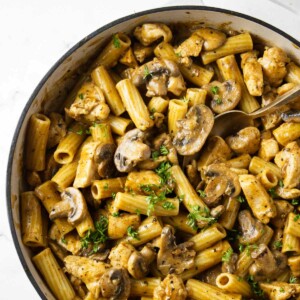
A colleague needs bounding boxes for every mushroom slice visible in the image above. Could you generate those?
[99,267,131,300]
[173,105,214,156]
[271,200,294,228]
[49,187,88,226]
[114,128,151,173]
[94,143,117,178]
[133,23,172,46]
[157,225,196,276]
[204,176,228,206]
[203,80,242,114]
[66,82,110,123]
[47,112,67,149]
[153,274,187,300]
[275,186,300,199]
[238,210,265,245]
[201,163,241,198]
[226,126,261,155]
[194,28,226,51]
[274,141,300,189]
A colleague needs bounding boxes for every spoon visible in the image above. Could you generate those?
[210,85,300,137]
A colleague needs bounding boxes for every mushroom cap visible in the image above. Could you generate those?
[114,128,151,173]
[173,104,214,156]
[204,80,242,114]
[94,143,117,178]
[49,187,87,226]
[99,267,131,299]
[127,252,149,279]
[195,28,227,51]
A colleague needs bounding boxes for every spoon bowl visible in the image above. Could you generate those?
[210,85,300,137]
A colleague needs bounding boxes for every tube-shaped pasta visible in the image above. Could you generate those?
[154,42,214,86]
[239,174,276,224]
[93,33,131,68]
[285,62,300,84]
[256,169,278,190]
[236,249,254,278]
[181,240,231,280]
[91,177,126,200]
[35,181,74,235]
[90,122,114,144]
[223,154,251,169]
[256,225,274,245]
[201,33,253,64]
[108,214,140,239]
[218,197,240,230]
[258,138,279,162]
[282,224,300,253]
[162,212,197,235]
[288,256,300,277]
[285,212,300,238]
[249,156,282,179]
[114,192,179,217]
[148,96,169,114]
[168,99,188,136]
[126,215,163,246]
[188,223,226,252]
[187,279,242,300]
[33,248,76,300]
[25,113,51,171]
[170,165,207,213]
[216,273,252,298]
[107,115,132,136]
[273,122,300,146]
[217,55,260,113]
[130,278,161,297]
[54,122,86,164]
[51,161,78,191]
[76,213,95,238]
[91,65,125,116]
[186,88,207,106]
[116,79,154,130]
[21,192,47,247]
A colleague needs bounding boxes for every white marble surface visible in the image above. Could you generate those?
[0,0,299,298]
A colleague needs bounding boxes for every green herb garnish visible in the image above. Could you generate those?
[237,195,245,203]
[111,192,116,199]
[215,98,223,105]
[268,187,278,198]
[279,180,284,187]
[291,199,299,205]
[135,209,141,216]
[61,237,67,244]
[151,150,160,160]
[160,145,169,156]
[112,34,121,48]
[103,183,109,190]
[274,240,282,250]
[127,226,139,240]
[289,276,297,283]
[279,287,285,293]
[247,275,265,298]
[80,216,108,252]
[294,214,300,222]
[197,190,206,198]
[187,205,216,230]
[143,65,153,79]
[211,86,219,95]
[112,212,120,217]
[155,161,173,185]
[222,248,233,263]
[78,93,85,99]
[162,201,176,210]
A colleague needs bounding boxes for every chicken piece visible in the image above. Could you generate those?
[153,274,187,300]
[66,82,110,123]
[258,47,290,87]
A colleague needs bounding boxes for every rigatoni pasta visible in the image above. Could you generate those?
[20,21,300,300]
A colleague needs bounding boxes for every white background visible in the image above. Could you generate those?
[0,0,299,298]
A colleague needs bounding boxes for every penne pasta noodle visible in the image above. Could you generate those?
[168,99,188,136]
[90,122,114,144]
[249,156,282,179]
[130,278,161,297]
[107,115,132,136]
[148,96,169,114]
[218,196,241,230]
[186,88,207,106]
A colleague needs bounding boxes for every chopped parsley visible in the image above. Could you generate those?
[78,93,85,99]
[81,216,108,252]
[162,201,176,210]
[291,199,299,205]
[279,287,285,293]
[151,150,160,160]
[211,86,219,95]
[178,194,185,202]
[215,98,223,105]
[175,51,182,57]
[197,190,206,198]
[111,192,116,199]
[289,276,297,283]
[155,161,173,185]
[76,128,84,135]
[187,205,216,230]
[274,240,282,250]
[112,212,120,217]
[222,248,233,263]
[160,145,169,156]
[146,190,168,216]
[247,275,265,298]
[279,180,284,187]
[135,209,141,216]
[294,214,300,222]
[237,195,245,203]
[268,187,278,198]
[112,34,121,48]
[127,226,139,240]
[103,183,109,190]
[143,65,153,79]
[61,237,67,244]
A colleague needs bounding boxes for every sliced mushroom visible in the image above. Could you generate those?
[275,186,300,199]
[198,264,222,286]
[249,244,287,281]
[258,47,290,87]
[134,23,172,46]
[203,80,242,114]
[201,163,241,203]
[173,104,214,156]
[281,109,300,122]
[114,128,151,172]
[271,200,294,228]
[66,82,110,123]
[128,58,186,97]
[194,28,226,51]
[49,187,88,226]
[127,244,156,279]
[274,141,300,189]
[226,126,261,155]
[157,225,196,275]
[153,274,187,300]
[94,143,117,178]
[222,252,238,274]
[99,267,131,299]
[47,112,67,149]
[238,210,265,245]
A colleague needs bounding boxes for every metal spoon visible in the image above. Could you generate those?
[210,85,300,137]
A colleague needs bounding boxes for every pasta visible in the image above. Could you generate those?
[21,21,300,300]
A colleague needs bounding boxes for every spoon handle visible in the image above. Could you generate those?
[249,85,300,119]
